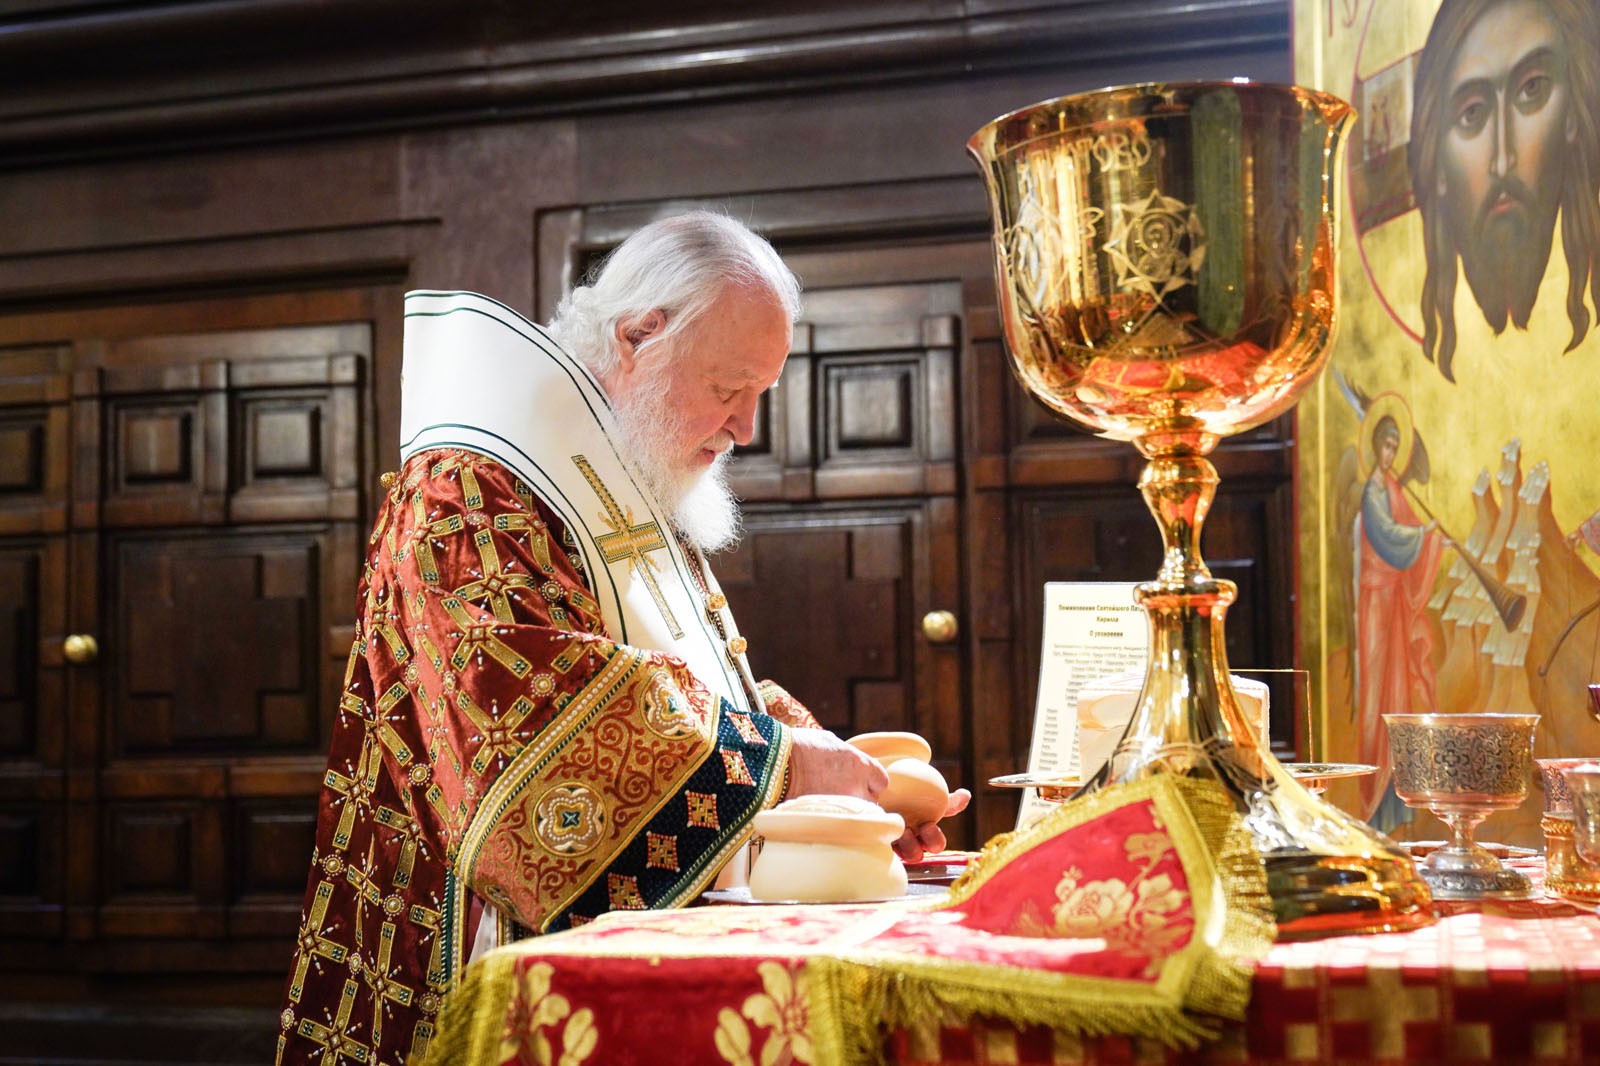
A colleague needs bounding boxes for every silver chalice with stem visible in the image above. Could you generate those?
[1385,713,1539,899]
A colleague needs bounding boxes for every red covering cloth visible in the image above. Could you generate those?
[890,894,1600,1065]
[422,777,1273,1066]
[441,860,1600,1066]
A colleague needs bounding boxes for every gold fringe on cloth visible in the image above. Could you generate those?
[417,776,1273,1066]
[808,775,1275,1063]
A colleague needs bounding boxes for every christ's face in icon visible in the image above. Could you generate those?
[1440,0,1575,331]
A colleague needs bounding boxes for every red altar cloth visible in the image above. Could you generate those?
[420,778,1271,1065]
[426,853,1600,1066]
[889,869,1600,1066]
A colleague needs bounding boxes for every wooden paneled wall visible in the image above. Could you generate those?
[0,2,1293,1061]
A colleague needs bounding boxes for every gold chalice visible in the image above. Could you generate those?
[1385,713,1539,900]
[969,81,1434,937]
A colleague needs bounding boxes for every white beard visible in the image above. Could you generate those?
[609,366,743,554]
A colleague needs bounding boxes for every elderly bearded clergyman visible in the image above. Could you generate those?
[275,212,969,1066]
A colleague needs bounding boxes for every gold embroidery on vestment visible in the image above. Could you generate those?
[572,454,684,638]
[455,527,536,622]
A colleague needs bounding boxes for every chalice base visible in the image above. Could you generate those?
[1263,851,1438,940]
[1239,762,1435,938]
[1416,844,1534,901]
[1543,813,1600,903]
[1099,735,1436,939]
[1397,798,1535,901]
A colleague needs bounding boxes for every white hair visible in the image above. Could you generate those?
[547,210,803,377]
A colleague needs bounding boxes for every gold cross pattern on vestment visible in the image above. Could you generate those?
[573,455,683,638]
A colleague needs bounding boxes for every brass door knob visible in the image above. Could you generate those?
[63,633,99,664]
[920,610,959,644]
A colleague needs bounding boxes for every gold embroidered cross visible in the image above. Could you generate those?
[287,880,349,1002]
[294,975,371,1064]
[460,691,536,776]
[573,455,683,638]
[455,528,538,621]
[362,921,416,1051]
[363,588,409,663]
[440,597,533,677]
[324,734,383,850]
[343,839,386,948]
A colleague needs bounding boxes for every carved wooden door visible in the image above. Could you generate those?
[720,279,966,837]
[0,289,389,977]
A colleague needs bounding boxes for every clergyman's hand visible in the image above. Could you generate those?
[783,728,888,803]
[892,788,971,863]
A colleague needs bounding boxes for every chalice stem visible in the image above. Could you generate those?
[1141,452,1219,590]
[1110,452,1265,778]
[1440,809,1489,861]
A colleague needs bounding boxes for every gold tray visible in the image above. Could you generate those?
[701,882,948,906]
[989,763,1377,802]
[987,772,1082,801]
[1280,762,1379,783]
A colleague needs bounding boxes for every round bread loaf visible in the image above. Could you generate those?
[752,794,904,846]
[748,795,908,902]
[881,758,950,824]
[846,731,933,765]
[845,731,949,823]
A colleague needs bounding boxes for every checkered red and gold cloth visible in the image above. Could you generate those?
[427,841,1600,1066]
[888,862,1600,1066]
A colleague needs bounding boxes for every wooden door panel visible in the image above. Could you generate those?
[108,529,335,755]
[0,288,390,979]
[229,798,320,938]
[0,535,68,937]
[0,546,44,758]
[806,312,957,499]
[101,388,225,528]
[1011,484,1296,759]
[99,799,221,939]
[96,343,366,529]
[719,507,914,734]
[0,345,71,536]
[730,287,960,504]
[0,801,63,937]
[0,348,72,945]
[230,352,364,524]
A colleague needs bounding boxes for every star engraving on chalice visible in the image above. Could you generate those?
[1104,189,1206,300]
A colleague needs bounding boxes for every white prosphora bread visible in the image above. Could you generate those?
[845,731,950,824]
[748,794,908,902]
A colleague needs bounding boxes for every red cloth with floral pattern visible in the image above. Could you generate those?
[887,880,1600,1065]
[422,777,1272,1066]
[276,449,813,1066]
[427,821,1600,1066]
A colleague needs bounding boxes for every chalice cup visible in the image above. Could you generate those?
[969,82,1434,938]
[1537,758,1600,901]
[1385,713,1539,900]
[1563,765,1600,914]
